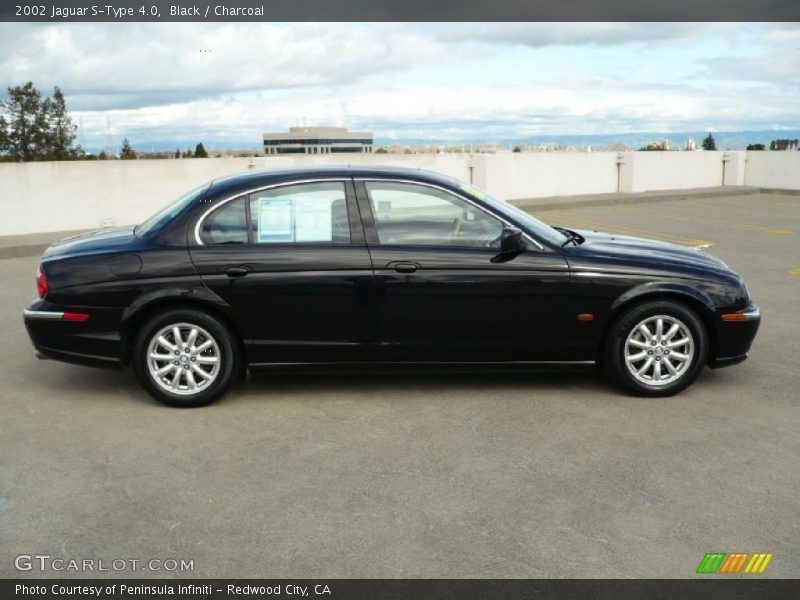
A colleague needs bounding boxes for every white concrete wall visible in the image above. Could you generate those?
[474,152,619,199]
[0,154,472,237]
[1,150,798,237]
[622,151,725,193]
[743,152,800,190]
[0,158,259,236]
[723,152,747,187]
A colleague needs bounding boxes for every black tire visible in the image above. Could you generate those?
[604,299,708,397]
[133,308,239,407]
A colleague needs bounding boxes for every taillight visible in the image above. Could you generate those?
[36,266,48,299]
[62,312,90,322]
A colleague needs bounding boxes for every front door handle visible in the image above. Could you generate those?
[226,266,250,278]
[393,262,418,274]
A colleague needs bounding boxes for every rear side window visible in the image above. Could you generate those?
[200,197,248,244]
[249,182,350,244]
[198,182,351,245]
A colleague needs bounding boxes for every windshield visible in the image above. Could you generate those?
[135,184,209,238]
[457,182,568,247]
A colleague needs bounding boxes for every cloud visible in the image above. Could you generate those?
[429,22,739,47]
[760,23,800,45]
[71,77,800,148]
[1,22,796,147]
[702,52,800,82]
[0,23,446,109]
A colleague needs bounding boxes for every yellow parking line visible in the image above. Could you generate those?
[622,206,794,236]
[546,214,713,246]
[681,200,800,222]
[790,267,800,279]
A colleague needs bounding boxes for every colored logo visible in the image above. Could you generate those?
[696,552,773,574]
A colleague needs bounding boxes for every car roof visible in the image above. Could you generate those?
[205,164,462,198]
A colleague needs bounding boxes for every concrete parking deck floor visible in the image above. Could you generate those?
[1,191,798,578]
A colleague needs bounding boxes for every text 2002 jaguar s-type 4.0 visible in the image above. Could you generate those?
[24,166,760,407]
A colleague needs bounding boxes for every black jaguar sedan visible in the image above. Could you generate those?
[24,166,760,406]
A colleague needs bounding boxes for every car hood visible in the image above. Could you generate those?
[569,228,730,272]
[42,226,140,259]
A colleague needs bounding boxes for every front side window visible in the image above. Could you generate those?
[249,182,350,244]
[457,182,566,247]
[366,182,503,248]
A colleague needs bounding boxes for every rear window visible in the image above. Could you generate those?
[135,184,208,238]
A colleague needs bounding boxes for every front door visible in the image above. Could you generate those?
[189,179,377,364]
[355,180,576,363]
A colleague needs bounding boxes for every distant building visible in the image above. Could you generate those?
[684,138,697,151]
[601,143,629,152]
[642,139,671,151]
[262,126,373,155]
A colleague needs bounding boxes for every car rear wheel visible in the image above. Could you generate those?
[133,308,238,407]
[605,300,708,397]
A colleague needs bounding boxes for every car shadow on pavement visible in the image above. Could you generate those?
[37,362,618,407]
[238,370,614,401]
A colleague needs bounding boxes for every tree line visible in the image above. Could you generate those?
[3,82,798,160]
[0,82,209,161]
[0,82,80,161]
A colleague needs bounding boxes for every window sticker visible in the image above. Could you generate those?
[256,195,337,243]
[294,197,333,242]
[376,199,392,218]
[258,198,293,243]
[459,182,488,200]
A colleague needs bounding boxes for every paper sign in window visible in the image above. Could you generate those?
[258,198,293,243]
[294,197,333,242]
[377,200,392,218]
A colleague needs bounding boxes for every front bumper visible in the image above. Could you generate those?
[23,299,123,369]
[709,303,761,369]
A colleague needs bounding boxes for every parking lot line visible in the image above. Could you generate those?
[681,200,800,223]
[620,206,794,236]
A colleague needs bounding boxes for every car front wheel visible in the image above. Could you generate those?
[605,300,708,397]
[133,308,238,407]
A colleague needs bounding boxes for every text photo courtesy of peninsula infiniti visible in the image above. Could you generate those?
[23,166,760,406]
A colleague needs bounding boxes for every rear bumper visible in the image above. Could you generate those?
[23,299,123,369]
[709,304,761,369]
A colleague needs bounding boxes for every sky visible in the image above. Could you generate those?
[0,22,798,149]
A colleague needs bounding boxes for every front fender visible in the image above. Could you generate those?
[607,280,735,361]
[610,281,716,314]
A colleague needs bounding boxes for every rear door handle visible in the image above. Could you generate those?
[226,266,250,278]
[393,262,418,274]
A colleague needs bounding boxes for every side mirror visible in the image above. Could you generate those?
[492,227,526,263]
[500,227,524,253]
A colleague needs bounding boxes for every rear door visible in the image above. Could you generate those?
[189,178,377,364]
[355,179,576,363]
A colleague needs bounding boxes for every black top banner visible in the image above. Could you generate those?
[1,0,799,22]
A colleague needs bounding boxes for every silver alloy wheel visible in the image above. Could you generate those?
[624,314,695,387]
[146,322,221,396]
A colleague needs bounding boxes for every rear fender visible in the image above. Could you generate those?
[119,285,240,365]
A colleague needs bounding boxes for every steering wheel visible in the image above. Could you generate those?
[448,215,464,242]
